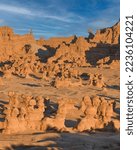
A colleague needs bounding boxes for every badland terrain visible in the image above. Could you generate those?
[0,22,120,150]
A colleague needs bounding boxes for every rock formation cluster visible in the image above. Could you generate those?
[0,93,119,134]
[0,22,120,135]
[77,96,119,132]
[1,92,45,134]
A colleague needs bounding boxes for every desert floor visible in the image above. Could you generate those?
[0,67,119,150]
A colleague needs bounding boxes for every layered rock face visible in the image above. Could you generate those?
[91,21,120,44]
[47,36,91,66]
[85,22,120,67]
[0,26,35,61]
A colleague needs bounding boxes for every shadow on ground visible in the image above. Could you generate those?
[5,132,120,150]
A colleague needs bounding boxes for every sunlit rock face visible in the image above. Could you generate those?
[90,21,120,44]
[0,26,35,61]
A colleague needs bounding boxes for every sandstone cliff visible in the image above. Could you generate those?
[90,21,120,44]
[0,26,36,61]
[0,22,120,66]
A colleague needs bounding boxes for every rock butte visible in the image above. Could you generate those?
[0,22,120,149]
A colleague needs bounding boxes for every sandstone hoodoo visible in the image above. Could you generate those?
[0,92,119,134]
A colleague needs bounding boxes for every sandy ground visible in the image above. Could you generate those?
[0,67,120,150]
[0,132,120,150]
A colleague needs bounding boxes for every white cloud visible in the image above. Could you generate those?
[0,4,32,15]
[0,4,83,23]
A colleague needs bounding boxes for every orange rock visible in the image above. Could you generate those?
[91,21,120,44]
[0,78,4,85]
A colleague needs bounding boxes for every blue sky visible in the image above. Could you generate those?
[0,0,119,39]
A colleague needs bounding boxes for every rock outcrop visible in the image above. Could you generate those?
[77,96,118,132]
[1,92,45,134]
[46,36,91,67]
[0,92,119,134]
[90,21,120,44]
[0,26,35,61]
